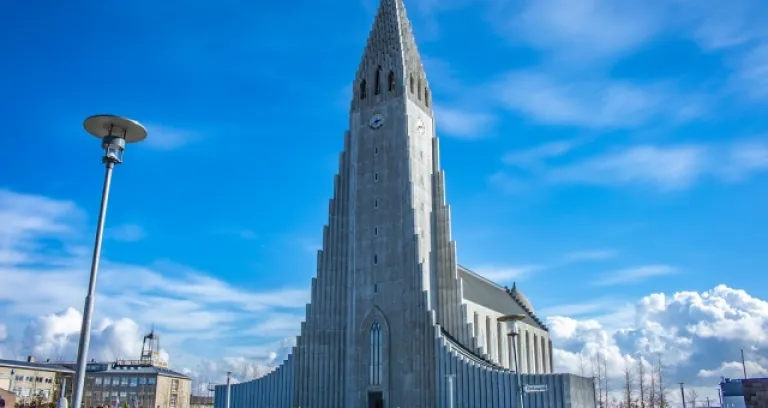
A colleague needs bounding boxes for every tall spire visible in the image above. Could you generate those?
[353,0,430,110]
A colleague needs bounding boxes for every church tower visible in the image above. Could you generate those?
[213,1,598,407]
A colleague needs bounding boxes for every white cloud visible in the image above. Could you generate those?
[595,265,678,287]
[502,140,579,169]
[434,106,496,139]
[471,264,540,283]
[565,249,617,262]
[0,188,307,388]
[493,139,768,191]
[489,0,665,62]
[107,223,146,242]
[493,72,703,129]
[142,124,202,150]
[549,285,768,404]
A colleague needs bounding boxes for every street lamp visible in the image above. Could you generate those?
[71,115,148,408]
[225,372,232,408]
[499,314,526,408]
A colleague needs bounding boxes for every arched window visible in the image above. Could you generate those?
[370,321,382,385]
[375,66,382,95]
[360,79,367,100]
[388,71,396,91]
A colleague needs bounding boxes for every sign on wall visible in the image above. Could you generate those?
[524,384,548,393]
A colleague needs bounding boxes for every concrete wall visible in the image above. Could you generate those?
[436,332,596,408]
[743,379,768,408]
[213,355,295,408]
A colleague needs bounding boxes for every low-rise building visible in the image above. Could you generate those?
[0,357,74,406]
[54,360,191,408]
[188,396,213,408]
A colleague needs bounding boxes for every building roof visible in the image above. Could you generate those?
[0,359,74,373]
[457,265,548,331]
[52,361,190,380]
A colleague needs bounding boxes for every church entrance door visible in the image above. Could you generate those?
[367,391,384,408]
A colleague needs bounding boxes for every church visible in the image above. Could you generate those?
[214,0,596,407]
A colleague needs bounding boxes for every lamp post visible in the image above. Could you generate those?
[679,382,686,408]
[71,115,148,408]
[499,314,526,408]
[225,372,232,408]
[446,374,455,408]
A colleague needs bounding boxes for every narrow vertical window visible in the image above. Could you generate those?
[374,255,378,264]
[373,284,378,294]
[374,173,378,181]
[370,321,382,385]
[374,199,378,208]
[388,71,395,91]
[374,146,379,155]
[425,89,430,107]
[374,66,382,95]
[473,312,479,338]
[360,80,367,100]
[409,75,414,94]
[374,227,378,235]
[417,79,422,100]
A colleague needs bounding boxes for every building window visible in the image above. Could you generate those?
[360,79,367,100]
[374,255,378,264]
[147,377,156,385]
[425,88,430,107]
[409,75,414,93]
[374,199,378,208]
[375,66,382,95]
[388,71,395,91]
[373,284,378,293]
[130,378,138,387]
[95,378,103,385]
[370,321,382,385]
[138,377,146,385]
[374,227,378,235]
[417,79,422,100]
[374,146,378,155]
[374,173,378,181]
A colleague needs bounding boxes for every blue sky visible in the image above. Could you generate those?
[1,0,768,401]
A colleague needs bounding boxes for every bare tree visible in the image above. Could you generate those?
[578,352,588,377]
[624,357,635,408]
[687,389,699,408]
[657,356,668,408]
[603,351,610,407]
[648,358,656,408]
[593,352,605,408]
[637,355,646,408]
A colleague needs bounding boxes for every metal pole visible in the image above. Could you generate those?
[71,162,115,408]
[679,383,686,408]
[741,349,747,379]
[717,388,722,407]
[447,374,455,408]
[225,372,231,408]
[512,334,525,408]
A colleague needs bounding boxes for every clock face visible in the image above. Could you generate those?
[369,113,384,129]
[416,119,425,135]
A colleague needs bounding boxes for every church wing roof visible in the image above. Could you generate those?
[457,265,548,332]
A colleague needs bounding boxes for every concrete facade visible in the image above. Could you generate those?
[0,358,73,405]
[742,378,768,408]
[213,0,596,407]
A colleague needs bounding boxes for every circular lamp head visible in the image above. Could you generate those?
[83,114,147,143]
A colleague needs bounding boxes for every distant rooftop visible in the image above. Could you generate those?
[0,358,74,373]
[53,360,190,380]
